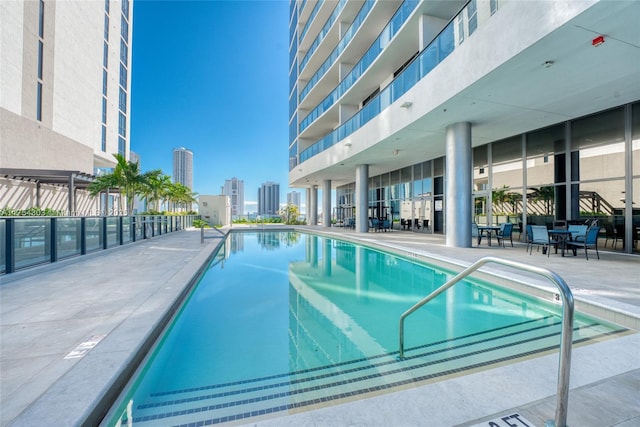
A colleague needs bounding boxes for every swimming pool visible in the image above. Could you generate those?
[103,231,627,426]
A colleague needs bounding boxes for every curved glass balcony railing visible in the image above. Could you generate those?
[299,0,376,104]
[299,0,419,134]
[300,0,348,73]
[299,18,456,163]
[299,0,322,43]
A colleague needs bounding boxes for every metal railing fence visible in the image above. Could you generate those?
[0,214,200,275]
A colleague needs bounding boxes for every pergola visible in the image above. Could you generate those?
[1,168,96,214]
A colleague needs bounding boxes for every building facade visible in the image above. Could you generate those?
[224,177,245,218]
[172,147,193,190]
[288,0,640,253]
[198,195,231,227]
[1,0,133,214]
[287,190,301,210]
[258,182,280,216]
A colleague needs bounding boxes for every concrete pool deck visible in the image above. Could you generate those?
[0,225,638,426]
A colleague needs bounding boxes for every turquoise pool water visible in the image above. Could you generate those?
[104,231,626,426]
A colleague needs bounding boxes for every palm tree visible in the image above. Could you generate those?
[491,185,510,213]
[141,171,172,213]
[166,182,197,212]
[530,186,555,215]
[88,153,147,214]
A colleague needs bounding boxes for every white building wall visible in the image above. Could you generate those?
[0,0,25,115]
[198,195,231,227]
[52,1,104,154]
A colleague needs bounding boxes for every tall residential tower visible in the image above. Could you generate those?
[288,0,640,252]
[258,182,280,216]
[224,177,245,218]
[172,147,193,189]
[1,0,133,214]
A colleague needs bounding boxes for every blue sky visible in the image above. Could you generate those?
[131,0,294,214]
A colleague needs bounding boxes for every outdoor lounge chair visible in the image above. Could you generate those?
[566,226,601,260]
[529,225,556,256]
[496,223,514,247]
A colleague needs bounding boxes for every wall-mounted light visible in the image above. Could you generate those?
[393,149,399,156]
[543,60,554,68]
[592,35,605,47]
[344,142,352,147]
[400,101,413,108]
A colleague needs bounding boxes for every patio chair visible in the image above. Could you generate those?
[529,225,556,257]
[603,223,617,248]
[471,223,482,246]
[567,224,588,243]
[496,223,514,247]
[566,226,601,260]
[525,224,533,252]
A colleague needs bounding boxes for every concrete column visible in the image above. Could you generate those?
[355,164,369,233]
[305,188,310,224]
[309,186,318,225]
[322,179,331,227]
[445,122,472,247]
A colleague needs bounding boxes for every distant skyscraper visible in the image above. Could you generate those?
[287,191,300,210]
[172,147,193,189]
[224,177,245,218]
[258,182,279,216]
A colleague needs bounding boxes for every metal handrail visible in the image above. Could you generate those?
[398,256,574,427]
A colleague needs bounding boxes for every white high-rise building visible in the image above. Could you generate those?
[287,191,301,210]
[0,0,133,214]
[172,147,193,190]
[289,0,640,251]
[224,177,245,218]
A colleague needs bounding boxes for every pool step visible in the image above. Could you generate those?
[125,319,624,426]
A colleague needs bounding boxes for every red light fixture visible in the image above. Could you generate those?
[592,35,605,47]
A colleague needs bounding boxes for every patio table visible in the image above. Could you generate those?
[478,225,501,246]
[548,229,572,256]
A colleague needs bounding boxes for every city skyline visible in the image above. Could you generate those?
[130,1,294,209]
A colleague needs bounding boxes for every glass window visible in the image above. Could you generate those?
[526,124,564,187]
[102,97,107,124]
[118,136,126,155]
[434,157,444,176]
[36,82,42,121]
[457,15,464,45]
[101,125,107,151]
[473,145,488,192]
[633,102,640,176]
[571,107,625,181]
[118,111,126,137]
[103,69,108,96]
[119,88,126,113]
[37,41,43,80]
[39,0,44,38]
[121,0,129,19]
[121,15,128,42]
[527,124,565,222]
[467,0,477,36]
[492,136,523,189]
[119,63,127,88]
[105,0,109,14]
[490,0,498,15]
[104,15,109,40]
[120,39,128,66]
[103,41,108,68]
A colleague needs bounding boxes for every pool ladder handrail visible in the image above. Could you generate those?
[398,256,574,427]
